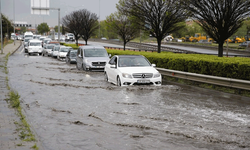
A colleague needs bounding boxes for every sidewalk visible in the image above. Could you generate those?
[0,41,36,150]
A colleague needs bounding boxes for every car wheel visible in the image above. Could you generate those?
[104,72,108,82]
[117,76,121,86]
[82,64,86,71]
[76,63,81,70]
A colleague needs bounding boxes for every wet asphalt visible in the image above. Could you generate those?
[7,47,250,150]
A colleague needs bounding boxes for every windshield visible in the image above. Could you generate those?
[54,47,60,51]
[25,35,33,38]
[118,57,151,67]
[60,47,70,52]
[68,34,74,36]
[30,42,41,46]
[46,45,54,49]
[84,49,108,57]
[25,38,31,42]
[70,51,77,57]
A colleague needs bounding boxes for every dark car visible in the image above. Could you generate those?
[66,49,77,64]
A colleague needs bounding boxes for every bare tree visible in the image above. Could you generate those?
[185,0,250,57]
[117,0,188,53]
[62,10,82,46]
[79,9,99,45]
[106,12,140,50]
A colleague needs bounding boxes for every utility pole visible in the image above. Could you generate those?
[13,0,15,45]
[0,0,3,54]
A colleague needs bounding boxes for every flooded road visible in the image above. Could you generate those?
[7,49,250,150]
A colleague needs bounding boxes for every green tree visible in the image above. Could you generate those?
[106,12,140,50]
[117,0,188,53]
[37,23,50,35]
[54,25,62,33]
[1,14,13,39]
[185,0,250,57]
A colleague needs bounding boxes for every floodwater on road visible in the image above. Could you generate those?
[7,49,250,150]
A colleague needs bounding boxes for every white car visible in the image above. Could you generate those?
[42,44,54,56]
[51,45,60,58]
[57,46,72,60]
[104,55,162,86]
[27,39,43,55]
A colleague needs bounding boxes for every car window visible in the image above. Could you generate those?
[46,45,54,49]
[109,56,117,65]
[70,51,77,57]
[30,42,41,46]
[60,48,69,52]
[84,48,108,57]
[118,57,151,67]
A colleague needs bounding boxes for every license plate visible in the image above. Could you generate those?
[137,80,150,83]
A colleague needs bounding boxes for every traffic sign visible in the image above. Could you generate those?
[15,24,32,27]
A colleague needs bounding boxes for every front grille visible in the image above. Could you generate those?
[132,73,153,78]
[92,62,106,66]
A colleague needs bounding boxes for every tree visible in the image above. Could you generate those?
[117,0,188,53]
[37,23,50,35]
[106,12,140,50]
[79,9,99,45]
[54,25,62,33]
[62,25,65,35]
[1,14,13,39]
[62,10,82,46]
[185,0,250,57]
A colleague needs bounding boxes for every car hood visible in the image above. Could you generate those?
[85,57,110,62]
[118,66,159,74]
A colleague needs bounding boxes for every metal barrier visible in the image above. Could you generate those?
[157,68,250,91]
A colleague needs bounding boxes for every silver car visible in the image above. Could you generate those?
[51,45,61,58]
[76,45,110,71]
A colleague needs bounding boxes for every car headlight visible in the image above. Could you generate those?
[153,73,161,78]
[122,73,132,78]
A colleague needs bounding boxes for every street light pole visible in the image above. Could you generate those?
[13,0,15,45]
[0,0,3,54]
[99,0,100,38]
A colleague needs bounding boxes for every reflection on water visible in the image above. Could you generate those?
[7,53,250,150]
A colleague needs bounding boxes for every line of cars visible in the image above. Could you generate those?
[25,38,162,86]
[75,45,162,86]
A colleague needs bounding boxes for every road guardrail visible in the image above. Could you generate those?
[157,68,250,91]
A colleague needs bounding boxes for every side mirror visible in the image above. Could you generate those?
[78,55,82,58]
[108,54,111,57]
[110,64,116,68]
[152,64,156,67]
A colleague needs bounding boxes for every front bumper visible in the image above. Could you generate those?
[120,77,162,86]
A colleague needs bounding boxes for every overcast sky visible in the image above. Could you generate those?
[2,0,120,27]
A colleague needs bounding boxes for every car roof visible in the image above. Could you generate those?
[29,39,42,42]
[116,55,144,58]
[79,45,105,49]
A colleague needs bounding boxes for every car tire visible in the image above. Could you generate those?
[82,64,86,71]
[117,76,121,86]
[104,72,108,82]
[76,63,82,70]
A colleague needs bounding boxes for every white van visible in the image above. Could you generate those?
[24,32,33,39]
[27,39,42,55]
[76,45,110,71]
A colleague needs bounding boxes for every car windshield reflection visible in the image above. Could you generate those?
[84,49,108,57]
[118,57,151,67]
[30,42,41,46]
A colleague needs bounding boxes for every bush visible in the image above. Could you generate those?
[106,49,250,80]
